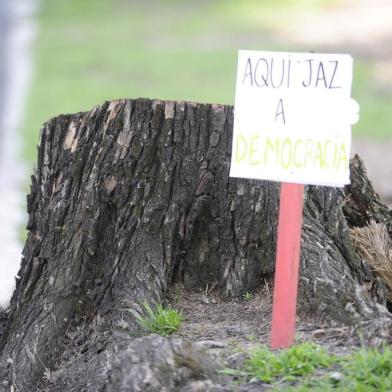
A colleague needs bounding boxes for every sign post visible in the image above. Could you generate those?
[230,50,359,349]
[270,182,304,349]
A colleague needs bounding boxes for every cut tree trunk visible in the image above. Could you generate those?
[0,98,391,391]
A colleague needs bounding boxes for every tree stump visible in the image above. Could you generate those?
[0,98,391,391]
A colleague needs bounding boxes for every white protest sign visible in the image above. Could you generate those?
[230,50,359,187]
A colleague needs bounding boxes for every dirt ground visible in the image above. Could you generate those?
[166,283,367,390]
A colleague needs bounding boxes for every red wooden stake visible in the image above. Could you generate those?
[270,182,304,349]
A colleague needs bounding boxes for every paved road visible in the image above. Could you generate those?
[0,0,10,120]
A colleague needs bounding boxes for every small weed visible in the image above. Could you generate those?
[131,301,182,337]
[243,292,253,301]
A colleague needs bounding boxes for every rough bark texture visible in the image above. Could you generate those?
[0,98,391,391]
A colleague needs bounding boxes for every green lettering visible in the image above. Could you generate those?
[313,141,324,168]
[333,140,338,168]
[264,137,280,165]
[304,139,314,166]
[281,138,292,169]
[235,134,248,163]
[336,143,348,169]
[323,140,332,169]
[248,135,261,165]
[293,139,304,168]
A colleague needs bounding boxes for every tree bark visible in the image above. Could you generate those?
[0,98,391,391]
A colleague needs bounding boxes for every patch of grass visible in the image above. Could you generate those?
[224,342,392,391]
[288,346,392,391]
[341,346,392,391]
[222,342,335,384]
[131,301,182,337]
[245,342,335,383]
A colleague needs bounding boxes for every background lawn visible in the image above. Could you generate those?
[22,0,392,166]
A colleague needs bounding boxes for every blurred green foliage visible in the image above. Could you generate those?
[22,0,392,165]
